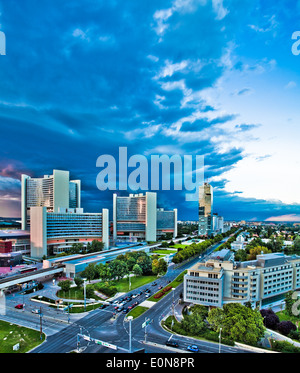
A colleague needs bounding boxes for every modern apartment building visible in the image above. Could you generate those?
[198,182,213,236]
[184,250,300,309]
[30,207,109,258]
[113,192,177,242]
[21,170,81,230]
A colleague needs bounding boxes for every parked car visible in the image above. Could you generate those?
[117,306,124,312]
[31,309,41,314]
[165,340,179,347]
[99,304,108,309]
[122,308,129,314]
[187,345,199,352]
[15,304,23,309]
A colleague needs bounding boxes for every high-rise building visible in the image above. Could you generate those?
[113,192,157,242]
[157,208,177,239]
[30,207,109,258]
[198,182,213,236]
[21,170,81,230]
[113,192,177,242]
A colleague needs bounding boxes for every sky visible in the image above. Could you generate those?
[0,0,300,222]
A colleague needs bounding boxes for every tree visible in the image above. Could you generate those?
[109,259,128,281]
[181,313,207,335]
[152,259,159,276]
[277,321,297,336]
[207,303,265,346]
[74,277,83,289]
[58,279,72,293]
[260,308,279,330]
[157,258,167,274]
[247,246,271,260]
[90,240,104,252]
[81,263,97,282]
[132,263,143,277]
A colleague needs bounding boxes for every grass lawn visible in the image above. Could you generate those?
[276,310,300,325]
[0,320,45,353]
[114,275,158,292]
[152,249,177,254]
[127,306,149,319]
[169,244,188,249]
[56,286,103,301]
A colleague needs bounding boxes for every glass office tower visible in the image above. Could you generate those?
[198,182,213,236]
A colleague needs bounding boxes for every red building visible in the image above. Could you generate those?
[0,241,12,253]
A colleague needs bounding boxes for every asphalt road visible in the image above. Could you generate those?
[29,235,252,354]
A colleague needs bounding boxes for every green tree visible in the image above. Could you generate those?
[58,279,72,293]
[207,303,265,346]
[247,246,271,260]
[74,277,83,289]
[109,259,128,281]
[81,263,97,282]
[132,263,143,277]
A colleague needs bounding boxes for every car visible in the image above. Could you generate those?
[31,309,41,314]
[165,340,179,348]
[158,285,163,290]
[15,304,24,309]
[117,306,124,312]
[145,292,151,298]
[187,345,199,352]
[99,304,108,309]
[122,308,129,314]
[152,282,157,286]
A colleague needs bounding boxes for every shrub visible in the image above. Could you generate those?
[277,321,297,336]
[154,292,164,299]
[163,286,172,292]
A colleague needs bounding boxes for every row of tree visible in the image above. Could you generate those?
[171,226,239,264]
[79,250,167,282]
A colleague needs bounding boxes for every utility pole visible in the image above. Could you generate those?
[39,306,43,340]
[128,316,133,353]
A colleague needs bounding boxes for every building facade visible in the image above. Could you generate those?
[198,183,213,236]
[156,208,177,239]
[30,207,109,258]
[184,251,300,309]
[21,170,81,230]
[113,192,177,242]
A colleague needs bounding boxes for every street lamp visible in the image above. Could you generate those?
[127,316,133,353]
[219,327,222,353]
[82,278,87,312]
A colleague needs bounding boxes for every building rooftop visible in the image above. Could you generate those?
[0,230,30,239]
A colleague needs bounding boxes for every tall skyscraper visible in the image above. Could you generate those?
[113,192,157,242]
[21,170,81,230]
[198,182,213,236]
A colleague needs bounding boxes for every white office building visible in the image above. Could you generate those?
[30,207,109,259]
[184,251,300,309]
[113,192,177,242]
[21,170,81,230]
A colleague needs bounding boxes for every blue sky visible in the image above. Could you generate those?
[0,0,300,222]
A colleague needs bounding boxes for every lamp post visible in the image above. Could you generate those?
[127,316,133,353]
[82,278,87,312]
[219,327,222,353]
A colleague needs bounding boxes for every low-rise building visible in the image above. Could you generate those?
[184,250,300,309]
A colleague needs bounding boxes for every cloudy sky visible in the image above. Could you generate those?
[0,0,300,222]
